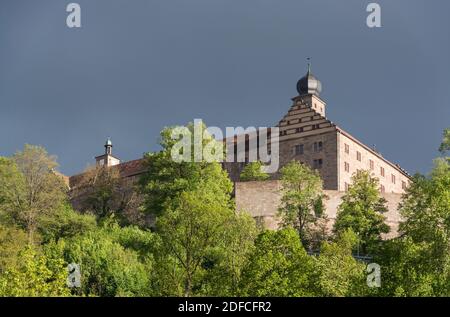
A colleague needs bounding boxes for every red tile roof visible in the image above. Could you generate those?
[68,158,147,188]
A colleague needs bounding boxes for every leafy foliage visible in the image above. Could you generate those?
[0,224,28,274]
[139,122,248,296]
[239,161,270,181]
[70,165,144,226]
[239,228,315,297]
[60,225,153,297]
[0,145,67,244]
[439,127,450,155]
[278,161,327,248]
[375,158,450,296]
[38,203,97,243]
[139,122,230,217]
[334,170,390,254]
[314,229,367,296]
[0,246,69,297]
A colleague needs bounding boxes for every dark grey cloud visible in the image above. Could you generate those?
[1,0,449,175]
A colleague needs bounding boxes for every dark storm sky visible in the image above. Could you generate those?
[0,0,449,176]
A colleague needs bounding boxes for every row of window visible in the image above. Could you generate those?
[293,142,323,155]
[343,143,407,188]
[285,116,316,125]
[344,160,401,184]
[296,158,324,170]
[344,182,407,193]
[280,123,321,136]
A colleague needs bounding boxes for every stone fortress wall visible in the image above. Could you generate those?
[235,180,403,239]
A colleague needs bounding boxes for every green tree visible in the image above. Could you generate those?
[381,159,450,296]
[375,237,437,296]
[373,148,450,296]
[277,161,326,248]
[60,225,153,297]
[0,224,28,274]
[0,157,24,224]
[197,212,257,296]
[239,161,270,181]
[139,122,231,218]
[439,127,450,155]
[398,163,450,244]
[333,170,389,254]
[0,246,69,297]
[239,228,315,297]
[314,229,367,297]
[141,123,258,296]
[156,185,234,296]
[0,145,67,244]
[37,203,97,243]
[70,165,143,226]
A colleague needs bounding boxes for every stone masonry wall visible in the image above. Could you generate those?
[235,180,402,239]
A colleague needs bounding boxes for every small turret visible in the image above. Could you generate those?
[95,138,120,167]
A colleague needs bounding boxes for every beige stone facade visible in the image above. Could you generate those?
[235,180,402,239]
[336,129,409,193]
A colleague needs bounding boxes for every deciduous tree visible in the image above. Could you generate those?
[239,228,315,296]
[277,161,326,248]
[239,161,270,181]
[0,145,67,244]
[70,165,143,226]
[334,170,389,254]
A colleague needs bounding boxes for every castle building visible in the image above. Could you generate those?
[224,64,410,194]
[69,65,411,236]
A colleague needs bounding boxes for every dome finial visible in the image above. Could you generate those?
[307,57,311,75]
[296,58,322,96]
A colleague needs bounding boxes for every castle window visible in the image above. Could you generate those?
[391,174,396,184]
[380,167,385,177]
[345,144,349,154]
[312,124,320,130]
[402,181,407,190]
[369,159,374,170]
[357,151,361,162]
[380,185,385,193]
[345,182,349,192]
[296,127,304,133]
[294,144,304,155]
[313,159,323,169]
[344,162,350,173]
[313,141,323,152]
